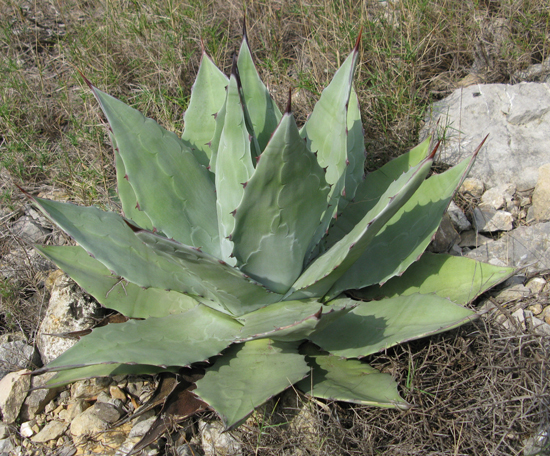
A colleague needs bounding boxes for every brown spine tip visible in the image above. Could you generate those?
[285,87,292,114]
[428,140,442,160]
[200,37,206,54]
[231,53,239,78]
[472,134,489,157]
[354,28,363,53]
[123,219,141,233]
[242,15,248,44]
[76,68,94,91]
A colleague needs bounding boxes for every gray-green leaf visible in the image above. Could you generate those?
[310,294,476,358]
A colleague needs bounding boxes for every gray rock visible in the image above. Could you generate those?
[523,427,550,456]
[480,187,505,210]
[428,214,460,253]
[199,420,242,456]
[447,201,471,232]
[526,277,546,294]
[37,272,103,365]
[20,372,62,421]
[69,402,121,437]
[466,222,550,273]
[0,370,31,424]
[472,207,513,232]
[0,438,15,454]
[459,230,490,248]
[0,333,39,380]
[460,177,484,197]
[19,421,33,438]
[421,82,550,190]
[0,423,9,439]
[493,284,530,303]
[60,399,90,423]
[10,216,51,244]
[0,246,53,281]
[71,377,113,400]
[31,420,67,443]
[531,163,550,221]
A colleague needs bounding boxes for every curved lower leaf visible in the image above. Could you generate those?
[44,364,176,389]
[310,294,476,359]
[194,339,309,430]
[297,344,408,409]
[41,305,242,372]
[354,252,515,305]
[36,245,198,319]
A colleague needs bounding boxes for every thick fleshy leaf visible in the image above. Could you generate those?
[326,151,479,298]
[231,112,330,293]
[297,344,408,408]
[310,294,476,359]
[237,35,282,152]
[181,51,229,167]
[324,137,432,250]
[194,339,309,430]
[215,72,256,263]
[302,40,360,258]
[338,86,365,213]
[91,86,220,257]
[355,253,515,305]
[40,305,242,372]
[235,299,352,342]
[135,229,283,316]
[287,151,434,300]
[36,245,199,318]
[235,300,322,342]
[208,89,227,173]
[44,364,175,388]
[110,133,154,230]
[29,197,238,313]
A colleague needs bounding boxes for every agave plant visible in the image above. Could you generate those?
[27,29,513,431]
